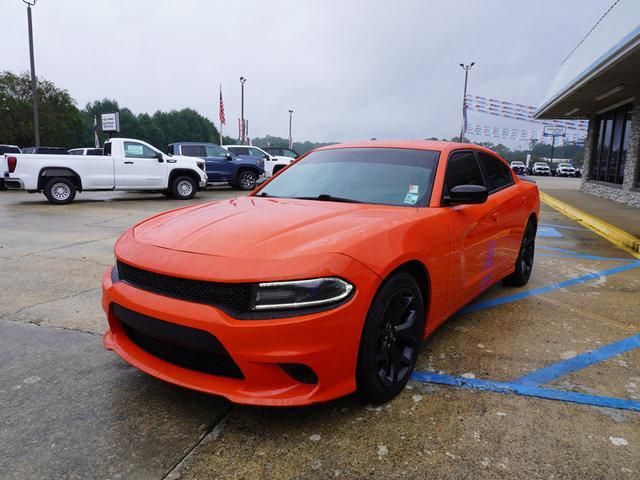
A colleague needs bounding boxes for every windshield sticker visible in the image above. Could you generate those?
[409,185,419,194]
[404,193,419,205]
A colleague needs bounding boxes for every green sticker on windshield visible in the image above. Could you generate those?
[404,193,419,205]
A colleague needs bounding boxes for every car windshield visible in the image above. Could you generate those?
[535,163,547,167]
[256,147,439,207]
[512,162,524,166]
[559,163,573,167]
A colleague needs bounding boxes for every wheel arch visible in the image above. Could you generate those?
[380,260,432,331]
[168,168,200,188]
[38,167,82,191]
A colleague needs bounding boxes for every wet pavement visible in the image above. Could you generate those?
[0,181,638,479]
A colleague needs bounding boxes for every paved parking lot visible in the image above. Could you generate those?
[1,181,639,479]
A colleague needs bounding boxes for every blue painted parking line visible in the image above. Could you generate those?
[539,222,588,231]
[413,247,640,412]
[458,260,640,315]
[517,334,640,386]
[537,226,563,238]
[411,371,640,412]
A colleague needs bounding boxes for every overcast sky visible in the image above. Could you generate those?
[2,0,612,147]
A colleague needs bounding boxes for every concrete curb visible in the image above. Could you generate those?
[540,191,640,259]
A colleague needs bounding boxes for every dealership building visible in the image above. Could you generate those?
[535,0,640,207]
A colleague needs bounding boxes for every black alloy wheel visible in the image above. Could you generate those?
[238,171,257,191]
[357,272,425,403]
[503,219,536,287]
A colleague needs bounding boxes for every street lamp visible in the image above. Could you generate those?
[458,62,474,142]
[288,109,293,149]
[23,0,40,147]
[240,76,246,144]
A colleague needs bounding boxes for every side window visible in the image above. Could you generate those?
[69,150,82,155]
[249,148,266,158]
[228,147,248,156]
[205,145,227,157]
[444,151,485,194]
[180,145,206,157]
[477,152,514,193]
[124,141,157,158]
[282,149,298,158]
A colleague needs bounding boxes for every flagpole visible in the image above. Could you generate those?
[219,84,224,146]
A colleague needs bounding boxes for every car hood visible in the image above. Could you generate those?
[133,196,417,260]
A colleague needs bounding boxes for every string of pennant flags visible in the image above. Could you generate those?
[466,123,586,143]
[463,94,588,143]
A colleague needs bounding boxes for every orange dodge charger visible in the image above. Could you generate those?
[102,141,539,406]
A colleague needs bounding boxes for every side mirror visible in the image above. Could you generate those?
[225,152,233,161]
[444,185,488,205]
[263,154,270,160]
[155,152,164,162]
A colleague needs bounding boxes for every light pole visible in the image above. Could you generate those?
[458,62,474,142]
[288,109,293,149]
[23,0,40,147]
[240,76,246,144]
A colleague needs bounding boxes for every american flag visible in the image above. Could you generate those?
[219,86,226,125]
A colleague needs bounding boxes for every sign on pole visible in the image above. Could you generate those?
[101,112,120,132]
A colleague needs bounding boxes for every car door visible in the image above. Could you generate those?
[205,145,234,181]
[180,144,215,180]
[442,150,503,307]
[122,141,167,188]
[476,152,522,273]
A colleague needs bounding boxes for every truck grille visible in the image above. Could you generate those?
[116,261,251,313]
[113,303,244,379]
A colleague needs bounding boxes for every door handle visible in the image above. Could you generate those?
[124,161,134,164]
[491,211,499,222]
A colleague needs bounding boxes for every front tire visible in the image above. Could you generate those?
[503,219,536,287]
[43,177,76,204]
[171,176,197,200]
[356,272,425,404]
[237,170,257,191]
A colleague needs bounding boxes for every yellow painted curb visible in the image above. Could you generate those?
[540,191,640,260]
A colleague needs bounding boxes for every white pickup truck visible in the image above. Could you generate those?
[2,137,208,204]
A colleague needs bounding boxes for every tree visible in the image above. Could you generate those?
[0,71,83,148]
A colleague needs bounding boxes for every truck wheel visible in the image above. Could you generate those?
[171,176,197,200]
[237,170,257,191]
[44,177,76,204]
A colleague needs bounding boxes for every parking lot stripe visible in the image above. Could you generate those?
[516,334,640,386]
[411,372,640,412]
[459,260,640,315]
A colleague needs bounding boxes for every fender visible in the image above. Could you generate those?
[38,167,83,191]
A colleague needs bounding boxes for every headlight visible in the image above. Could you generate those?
[252,277,354,311]
[257,159,264,167]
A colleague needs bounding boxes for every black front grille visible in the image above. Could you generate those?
[113,304,244,379]
[116,261,251,313]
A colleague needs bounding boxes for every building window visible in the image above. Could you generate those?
[590,103,632,185]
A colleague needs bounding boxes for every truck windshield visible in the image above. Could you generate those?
[256,148,439,207]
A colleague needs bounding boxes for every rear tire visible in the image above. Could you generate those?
[356,272,425,404]
[171,176,197,200]
[503,219,536,287]
[43,177,76,205]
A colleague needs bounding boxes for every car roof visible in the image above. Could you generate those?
[168,142,222,146]
[314,140,504,158]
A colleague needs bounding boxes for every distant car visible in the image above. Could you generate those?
[531,162,551,176]
[168,142,265,191]
[225,145,292,177]
[556,163,576,177]
[68,147,104,156]
[510,161,527,175]
[0,145,22,189]
[22,147,69,155]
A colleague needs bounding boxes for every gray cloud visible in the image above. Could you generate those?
[1,0,611,146]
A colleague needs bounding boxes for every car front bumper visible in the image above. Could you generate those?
[102,259,380,406]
